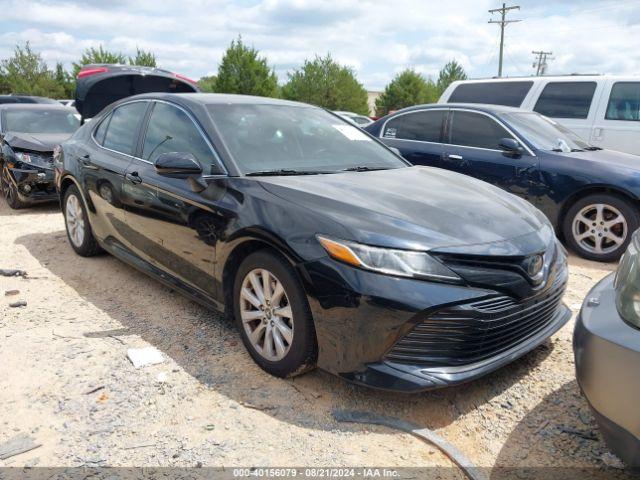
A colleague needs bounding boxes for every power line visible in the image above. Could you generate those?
[532,50,553,76]
[488,3,521,77]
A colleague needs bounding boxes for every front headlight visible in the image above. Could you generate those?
[14,151,48,168]
[614,231,640,328]
[317,235,461,282]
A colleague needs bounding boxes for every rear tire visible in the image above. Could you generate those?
[63,184,102,257]
[563,193,638,262]
[233,250,317,378]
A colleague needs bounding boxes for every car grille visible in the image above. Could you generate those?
[386,273,567,367]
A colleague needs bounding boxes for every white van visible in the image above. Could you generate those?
[438,75,640,155]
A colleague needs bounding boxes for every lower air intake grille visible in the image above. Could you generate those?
[386,274,567,367]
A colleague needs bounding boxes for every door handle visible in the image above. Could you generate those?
[79,154,98,170]
[125,171,142,184]
[592,127,604,141]
[448,154,463,161]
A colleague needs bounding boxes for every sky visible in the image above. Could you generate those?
[0,0,639,91]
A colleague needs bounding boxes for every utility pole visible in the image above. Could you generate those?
[532,50,553,76]
[488,3,521,77]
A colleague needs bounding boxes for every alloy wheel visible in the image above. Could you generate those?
[1,168,14,203]
[571,203,627,255]
[65,194,86,247]
[239,268,294,361]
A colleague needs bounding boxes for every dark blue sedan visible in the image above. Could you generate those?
[366,104,640,262]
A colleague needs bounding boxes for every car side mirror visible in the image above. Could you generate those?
[499,138,524,156]
[154,152,203,176]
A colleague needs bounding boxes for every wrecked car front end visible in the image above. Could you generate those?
[0,105,79,208]
[1,139,58,207]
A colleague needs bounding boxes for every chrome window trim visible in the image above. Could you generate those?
[448,108,536,157]
[380,107,535,157]
[380,108,449,144]
[144,99,228,175]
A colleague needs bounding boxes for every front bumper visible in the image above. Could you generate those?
[7,166,57,203]
[574,274,640,468]
[303,254,570,393]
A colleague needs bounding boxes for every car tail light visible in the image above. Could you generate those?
[77,67,109,79]
[174,73,198,85]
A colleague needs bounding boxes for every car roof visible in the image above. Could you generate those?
[112,92,319,109]
[448,74,640,84]
[395,103,526,115]
[0,95,58,104]
[0,103,76,112]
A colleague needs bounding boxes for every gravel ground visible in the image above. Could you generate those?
[0,200,632,478]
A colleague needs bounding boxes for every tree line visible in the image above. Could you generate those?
[0,37,467,116]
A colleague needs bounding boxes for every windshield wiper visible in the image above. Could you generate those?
[246,169,332,177]
[584,146,603,151]
[571,148,585,152]
[341,165,390,172]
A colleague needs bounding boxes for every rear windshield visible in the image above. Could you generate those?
[208,104,406,174]
[3,109,79,134]
[448,81,533,107]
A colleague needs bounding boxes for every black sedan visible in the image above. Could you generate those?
[366,104,640,262]
[1,104,79,208]
[575,230,640,467]
[55,93,570,392]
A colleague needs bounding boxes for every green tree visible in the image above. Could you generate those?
[214,36,278,97]
[128,48,157,67]
[281,54,369,115]
[198,75,217,92]
[0,42,64,97]
[375,69,437,116]
[55,62,75,98]
[436,60,467,95]
[72,46,127,76]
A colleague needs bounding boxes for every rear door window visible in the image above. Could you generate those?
[449,110,513,150]
[142,102,218,172]
[533,82,597,119]
[448,82,533,107]
[102,102,148,155]
[93,115,110,145]
[605,82,640,121]
[382,110,445,142]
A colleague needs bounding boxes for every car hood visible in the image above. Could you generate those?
[258,166,550,254]
[3,131,72,152]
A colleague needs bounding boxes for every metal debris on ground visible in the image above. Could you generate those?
[126,346,164,368]
[559,426,598,441]
[333,409,487,480]
[0,269,27,278]
[0,434,42,460]
[8,300,27,308]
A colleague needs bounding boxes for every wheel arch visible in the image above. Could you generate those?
[557,185,640,234]
[59,174,95,213]
[220,232,305,321]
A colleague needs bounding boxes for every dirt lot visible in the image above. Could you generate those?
[0,200,632,477]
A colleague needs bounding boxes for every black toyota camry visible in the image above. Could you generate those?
[55,92,570,392]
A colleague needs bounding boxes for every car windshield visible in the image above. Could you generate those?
[208,104,406,175]
[500,112,591,152]
[3,109,80,134]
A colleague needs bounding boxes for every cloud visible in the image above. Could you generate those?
[0,0,637,90]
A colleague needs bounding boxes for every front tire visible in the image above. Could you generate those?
[1,164,27,209]
[63,184,102,257]
[563,193,638,262]
[233,250,317,378]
